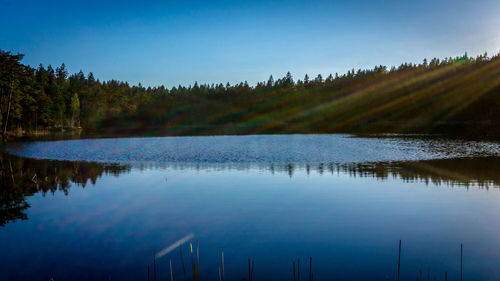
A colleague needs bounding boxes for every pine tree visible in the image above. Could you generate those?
[284,72,294,87]
[71,93,80,127]
[304,74,309,83]
[267,75,274,88]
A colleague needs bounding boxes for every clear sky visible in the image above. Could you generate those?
[1,0,499,87]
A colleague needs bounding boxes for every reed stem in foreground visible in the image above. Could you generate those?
[222,250,225,281]
[170,259,173,281]
[153,249,157,281]
[298,258,300,281]
[180,244,187,281]
[460,243,463,281]
[397,240,401,281]
[309,257,312,281]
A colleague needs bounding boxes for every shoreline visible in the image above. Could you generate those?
[5,126,500,143]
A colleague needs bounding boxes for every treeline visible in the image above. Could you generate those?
[1,49,500,140]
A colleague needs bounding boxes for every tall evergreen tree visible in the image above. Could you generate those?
[71,93,80,127]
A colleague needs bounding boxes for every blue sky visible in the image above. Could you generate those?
[1,0,499,87]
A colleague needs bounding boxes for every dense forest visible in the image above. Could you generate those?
[1,49,500,141]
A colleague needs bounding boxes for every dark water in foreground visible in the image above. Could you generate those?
[1,135,500,281]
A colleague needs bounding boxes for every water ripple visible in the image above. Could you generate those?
[4,134,500,164]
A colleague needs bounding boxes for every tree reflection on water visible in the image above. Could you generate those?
[1,152,499,226]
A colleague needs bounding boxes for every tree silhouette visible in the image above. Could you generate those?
[0,48,500,139]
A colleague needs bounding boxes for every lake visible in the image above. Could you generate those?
[1,134,500,281]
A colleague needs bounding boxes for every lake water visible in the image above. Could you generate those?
[1,134,500,281]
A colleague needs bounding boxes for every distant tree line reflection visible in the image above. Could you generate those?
[1,152,499,226]
[134,157,500,189]
[0,152,130,226]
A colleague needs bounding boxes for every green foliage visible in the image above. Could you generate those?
[1,49,500,138]
[71,93,80,127]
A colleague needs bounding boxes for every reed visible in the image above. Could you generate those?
[460,243,463,281]
[197,240,200,281]
[190,242,196,281]
[397,240,401,281]
[222,250,225,281]
[248,258,254,281]
[153,249,157,281]
[180,244,187,281]
[298,258,300,281]
[309,257,312,281]
[144,240,469,281]
[170,259,174,281]
[190,243,194,272]
[248,259,251,281]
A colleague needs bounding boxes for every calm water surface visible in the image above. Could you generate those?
[1,135,500,281]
